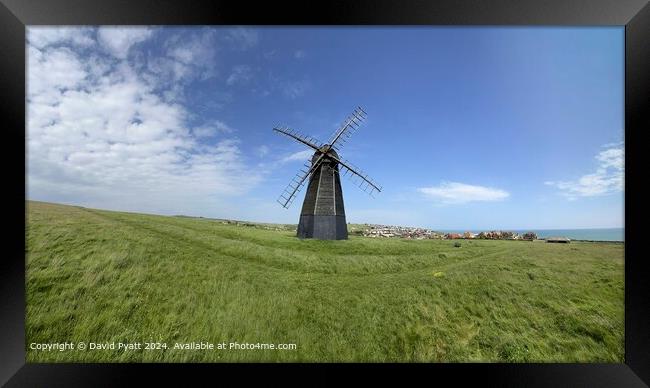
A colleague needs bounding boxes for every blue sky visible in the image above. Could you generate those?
[27,26,624,230]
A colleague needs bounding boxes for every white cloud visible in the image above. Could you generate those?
[192,120,235,138]
[596,146,624,170]
[27,46,88,105]
[97,27,154,59]
[256,145,270,158]
[294,50,305,59]
[146,56,191,84]
[545,144,624,199]
[281,150,314,163]
[28,27,95,49]
[138,29,219,101]
[418,182,510,204]
[266,72,311,100]
[165,29,218,79]
[601,141,623,149]
[224,28,259,50]
[27,27,262,216]
[226,65,253,86]
[281,79,311,99]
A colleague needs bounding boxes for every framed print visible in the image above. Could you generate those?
[1,0,648,385]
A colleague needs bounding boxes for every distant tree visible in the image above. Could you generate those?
[477,232,486,239]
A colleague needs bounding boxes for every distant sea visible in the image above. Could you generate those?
[438,228,624,242]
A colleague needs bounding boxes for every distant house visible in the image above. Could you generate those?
[446,233,462,239]
[522,232,538,241]
[546,237,571,243]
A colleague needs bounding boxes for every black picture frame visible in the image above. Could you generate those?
[2,0,648,386]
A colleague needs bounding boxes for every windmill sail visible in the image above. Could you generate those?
[276,153,326,208]
[273,127,322,151]
[328,107,367,152]
[332,156,382,196]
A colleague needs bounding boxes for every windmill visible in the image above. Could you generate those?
[273,107,382,240]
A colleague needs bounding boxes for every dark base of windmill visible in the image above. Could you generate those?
[297,215,348,240]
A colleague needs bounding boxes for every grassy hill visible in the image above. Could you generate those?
[26,201,624,362]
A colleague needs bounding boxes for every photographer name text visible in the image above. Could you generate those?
[29,341,297,352]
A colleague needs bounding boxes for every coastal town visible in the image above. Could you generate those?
[188,217,577,242]
[359,224,539,241]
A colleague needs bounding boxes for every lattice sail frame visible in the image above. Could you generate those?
[335,157,382,198]
[276,153,325,209]
[273,106,380,208]
[328,106,367,153]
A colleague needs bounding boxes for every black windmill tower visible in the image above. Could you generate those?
[273,107,382,240]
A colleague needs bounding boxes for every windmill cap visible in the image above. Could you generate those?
[312,146,339,162]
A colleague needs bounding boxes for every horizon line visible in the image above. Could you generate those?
[26,199,623,231]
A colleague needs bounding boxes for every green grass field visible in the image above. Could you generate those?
[26,201,624,362]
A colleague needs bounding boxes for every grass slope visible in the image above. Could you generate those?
[26,201,624,362]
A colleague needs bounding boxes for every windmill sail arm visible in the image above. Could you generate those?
[273,127,321,151]
[329,120,354,146]
[331,155,382,194]
[277,153,326,208]
[328,107,367,151]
